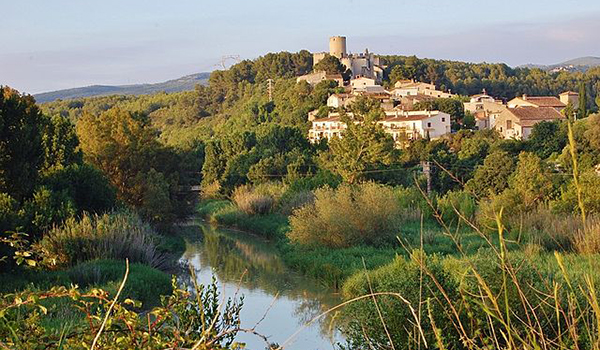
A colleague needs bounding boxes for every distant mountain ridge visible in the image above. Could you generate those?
[34,72,211,103]
[519,56,600,72]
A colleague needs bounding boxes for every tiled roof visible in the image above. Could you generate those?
[312,116,341,122]
[509,106,565,126]
[519,96,566,108]
[559,91,579,96]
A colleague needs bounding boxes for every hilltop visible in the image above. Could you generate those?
[34,72,210,103]
[519,56,600,72]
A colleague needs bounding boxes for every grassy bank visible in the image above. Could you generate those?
[0,259,171,308]
[196,198,494,288]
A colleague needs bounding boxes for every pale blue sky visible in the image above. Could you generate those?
[2,0,600,93]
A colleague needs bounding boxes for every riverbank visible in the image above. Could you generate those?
[196,199,494,288]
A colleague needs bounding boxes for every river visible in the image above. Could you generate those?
[177,220,344,350]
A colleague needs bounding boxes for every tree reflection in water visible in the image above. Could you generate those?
[177,222,343,349]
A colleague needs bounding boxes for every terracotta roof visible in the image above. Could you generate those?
[509,107,565,126]
[559,91,579,96]
[474,111,488,120]
[518,96,566,108]
[312,116,341,123]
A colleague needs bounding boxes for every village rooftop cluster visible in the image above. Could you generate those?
[301,36,577,146]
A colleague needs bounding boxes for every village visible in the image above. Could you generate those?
[301,36,578,146]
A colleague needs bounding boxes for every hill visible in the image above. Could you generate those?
[519,56,600,73]
[34,72,211,103]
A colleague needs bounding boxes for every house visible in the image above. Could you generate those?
[394,80,436,90]
[350,77,377,90]
[308,110,451,145]
[379,110,451,142]
[396,94,435,110]
[308,116,347,143]
[559,91,579,107]
[494,106,565,140]
[508,94,566,111]
[391,79,455,99]
[464,91,507,130]
[327,93,355,108]
[296,71,344,86]
[355,91,394,110]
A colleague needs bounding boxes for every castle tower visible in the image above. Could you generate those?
[329,36,347,59]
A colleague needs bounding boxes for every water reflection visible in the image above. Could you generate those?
[178,221,343,350]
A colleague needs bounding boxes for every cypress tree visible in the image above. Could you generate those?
[579,82,587,118]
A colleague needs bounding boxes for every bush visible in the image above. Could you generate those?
[39,211,169,270]
[341,251,459,350]
[41,163,116,215]
[278,190,314,216]
[437,190,477,226]
[232,185,275,215]
[288,183,404,248]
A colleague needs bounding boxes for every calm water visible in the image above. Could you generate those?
[178,220,343,350]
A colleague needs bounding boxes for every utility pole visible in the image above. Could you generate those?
[421,161,432,195]
[267,79,274,102]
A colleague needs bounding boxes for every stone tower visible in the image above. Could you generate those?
[329,36,347,59]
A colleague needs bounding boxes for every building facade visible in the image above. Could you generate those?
[494,106,565,140]
[309,110,451,145]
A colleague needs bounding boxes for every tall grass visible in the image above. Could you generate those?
[336,124,600,349]
[39,211,169,270]
[288,183,406,248]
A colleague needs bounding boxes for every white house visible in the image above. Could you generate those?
[350,77,377,90]
[308,110,451,145]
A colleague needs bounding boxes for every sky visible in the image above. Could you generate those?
[2,0,600,94]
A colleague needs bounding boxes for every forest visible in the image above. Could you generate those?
[3,50,600,349]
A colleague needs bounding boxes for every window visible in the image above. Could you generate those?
[442,117,446,122]
[427,122,432,128]
[507,120,512,129]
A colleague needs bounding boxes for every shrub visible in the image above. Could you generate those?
[201,180,224,200]
[278,190,314,216]
[232,185,275,215]
[39,211,169,270]
[437,190,477,226]
[288,183,404,248]
[341,251,460,350]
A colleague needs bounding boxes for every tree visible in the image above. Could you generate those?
[526,120,567,159]
[579,81,588,119]
[41,114,83,174]
[319,103,395,184]
[76,108,181,225]
[313,55,351,80]
[507,152,553,210]
[0,87,46,200]
[465,151,515,198]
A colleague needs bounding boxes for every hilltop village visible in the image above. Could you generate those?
[301,36,577,146]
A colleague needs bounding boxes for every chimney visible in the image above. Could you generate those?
[522,94,528,100]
